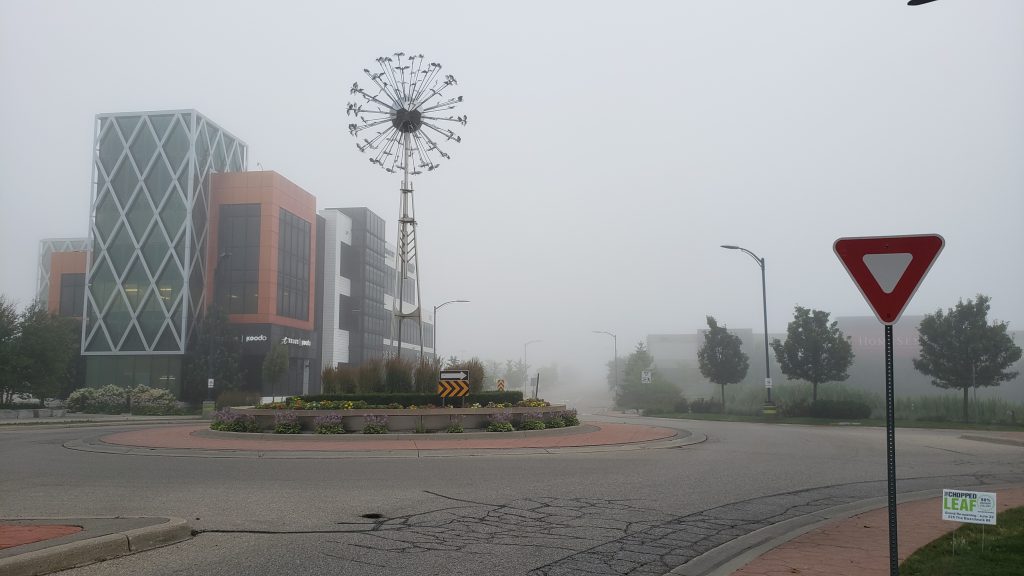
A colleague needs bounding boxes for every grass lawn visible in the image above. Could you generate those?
[652,412,1024,432]
[900,506,1024,576]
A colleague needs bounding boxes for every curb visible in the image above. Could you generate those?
[0,518,190,576]
[63,430,706,459]
[961,434,1024,448]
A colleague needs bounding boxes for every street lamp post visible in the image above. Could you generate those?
[592,331,618,391]
[206,252,231,405]
[432,299,470,366]
[523,339,542,397]
[721,245,774,411]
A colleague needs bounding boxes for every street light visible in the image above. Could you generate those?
[592,331,618,391]
[721,245,774,410]
[523,339,542,396]
[207,251,231,404]
[432,299,470,366]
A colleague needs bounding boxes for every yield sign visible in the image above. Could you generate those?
[834,234,944,325]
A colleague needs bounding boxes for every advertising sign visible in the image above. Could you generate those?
[942,489,997,525]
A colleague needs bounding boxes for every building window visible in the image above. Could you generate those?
[278,208,311,320]
[217,204,260,314]
[59,273,86,317]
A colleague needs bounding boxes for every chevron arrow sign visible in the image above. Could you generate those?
[437,371,470,398]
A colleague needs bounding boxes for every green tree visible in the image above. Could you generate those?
[614,342,679,413]
[771,306,854,402]
[0,296,20,404]
[1,300,79,403]
[182,306,241,403]
[698,316,750,412]
[262,340,290,398]
[913,295,1022,422]
[503,359,528,392]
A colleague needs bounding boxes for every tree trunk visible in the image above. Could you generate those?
[721,383,726,413]
[812,382,818,402]
[963,386,969,423]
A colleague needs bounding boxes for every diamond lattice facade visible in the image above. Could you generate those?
[82,110,245,391]
[36,238,89,304]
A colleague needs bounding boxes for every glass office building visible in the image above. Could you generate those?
[82,110,246,394]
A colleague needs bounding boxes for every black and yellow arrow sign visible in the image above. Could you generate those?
[438,370,470,397]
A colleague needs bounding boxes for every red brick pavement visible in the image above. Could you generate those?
[0,524,82,550]
[731,486,1024,576]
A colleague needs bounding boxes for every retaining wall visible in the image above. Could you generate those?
[234,405,568,432]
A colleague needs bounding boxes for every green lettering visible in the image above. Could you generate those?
[967,499,976,511]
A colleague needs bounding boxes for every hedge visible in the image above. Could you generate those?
[808,399,872,420]
[296,390,525,406]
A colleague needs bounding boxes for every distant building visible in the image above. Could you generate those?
[36,238,89,306]
[81,110,246,396]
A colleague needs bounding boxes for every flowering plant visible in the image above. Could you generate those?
[486,411,514,432]
[273,411,302,434]
[210,408,260,432]
[362,414,389,434]
[314,414,345,434]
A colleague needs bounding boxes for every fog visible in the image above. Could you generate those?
[2,1,1021,401]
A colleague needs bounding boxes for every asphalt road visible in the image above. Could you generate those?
[3,415,1022,575]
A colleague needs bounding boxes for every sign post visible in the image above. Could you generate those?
[835,234,943,576]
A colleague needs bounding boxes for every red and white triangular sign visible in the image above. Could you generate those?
[834,234,944,325]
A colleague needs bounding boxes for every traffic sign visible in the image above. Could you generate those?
[207,378,214,389]
[833,234,944,325]
[641,370,652,384]
[496,379,506,391]
[438,370,469,398]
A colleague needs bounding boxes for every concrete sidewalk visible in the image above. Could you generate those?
[0,517,191,576]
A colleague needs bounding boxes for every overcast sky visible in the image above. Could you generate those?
[1,1,1021,386]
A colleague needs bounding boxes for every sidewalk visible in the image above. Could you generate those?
[728,485,1024,576]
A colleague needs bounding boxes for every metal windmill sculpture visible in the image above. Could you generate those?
[347,52,466,361]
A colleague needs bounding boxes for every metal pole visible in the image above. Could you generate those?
[433,300,470,367]
[613,334,619,391]
[721,245,773,409]
[760,257,772,405]
[884,324,899,576]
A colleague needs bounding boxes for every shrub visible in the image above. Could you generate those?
[544,416,565,428]
[210,408,260,432]
[808,399,871,420]
[294,391,525,407]
[521,419,546,431]
[780,398,811,417]
[273,411,302,434]
[690,398,722,414]
[673,398,690,414]
[446,421,464,433]
[215,389,262,409]
[362,414,389,434]
[313,414,345,434]
[67,384,182,415]
[562,409,580,427]
[487,411,514,432]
